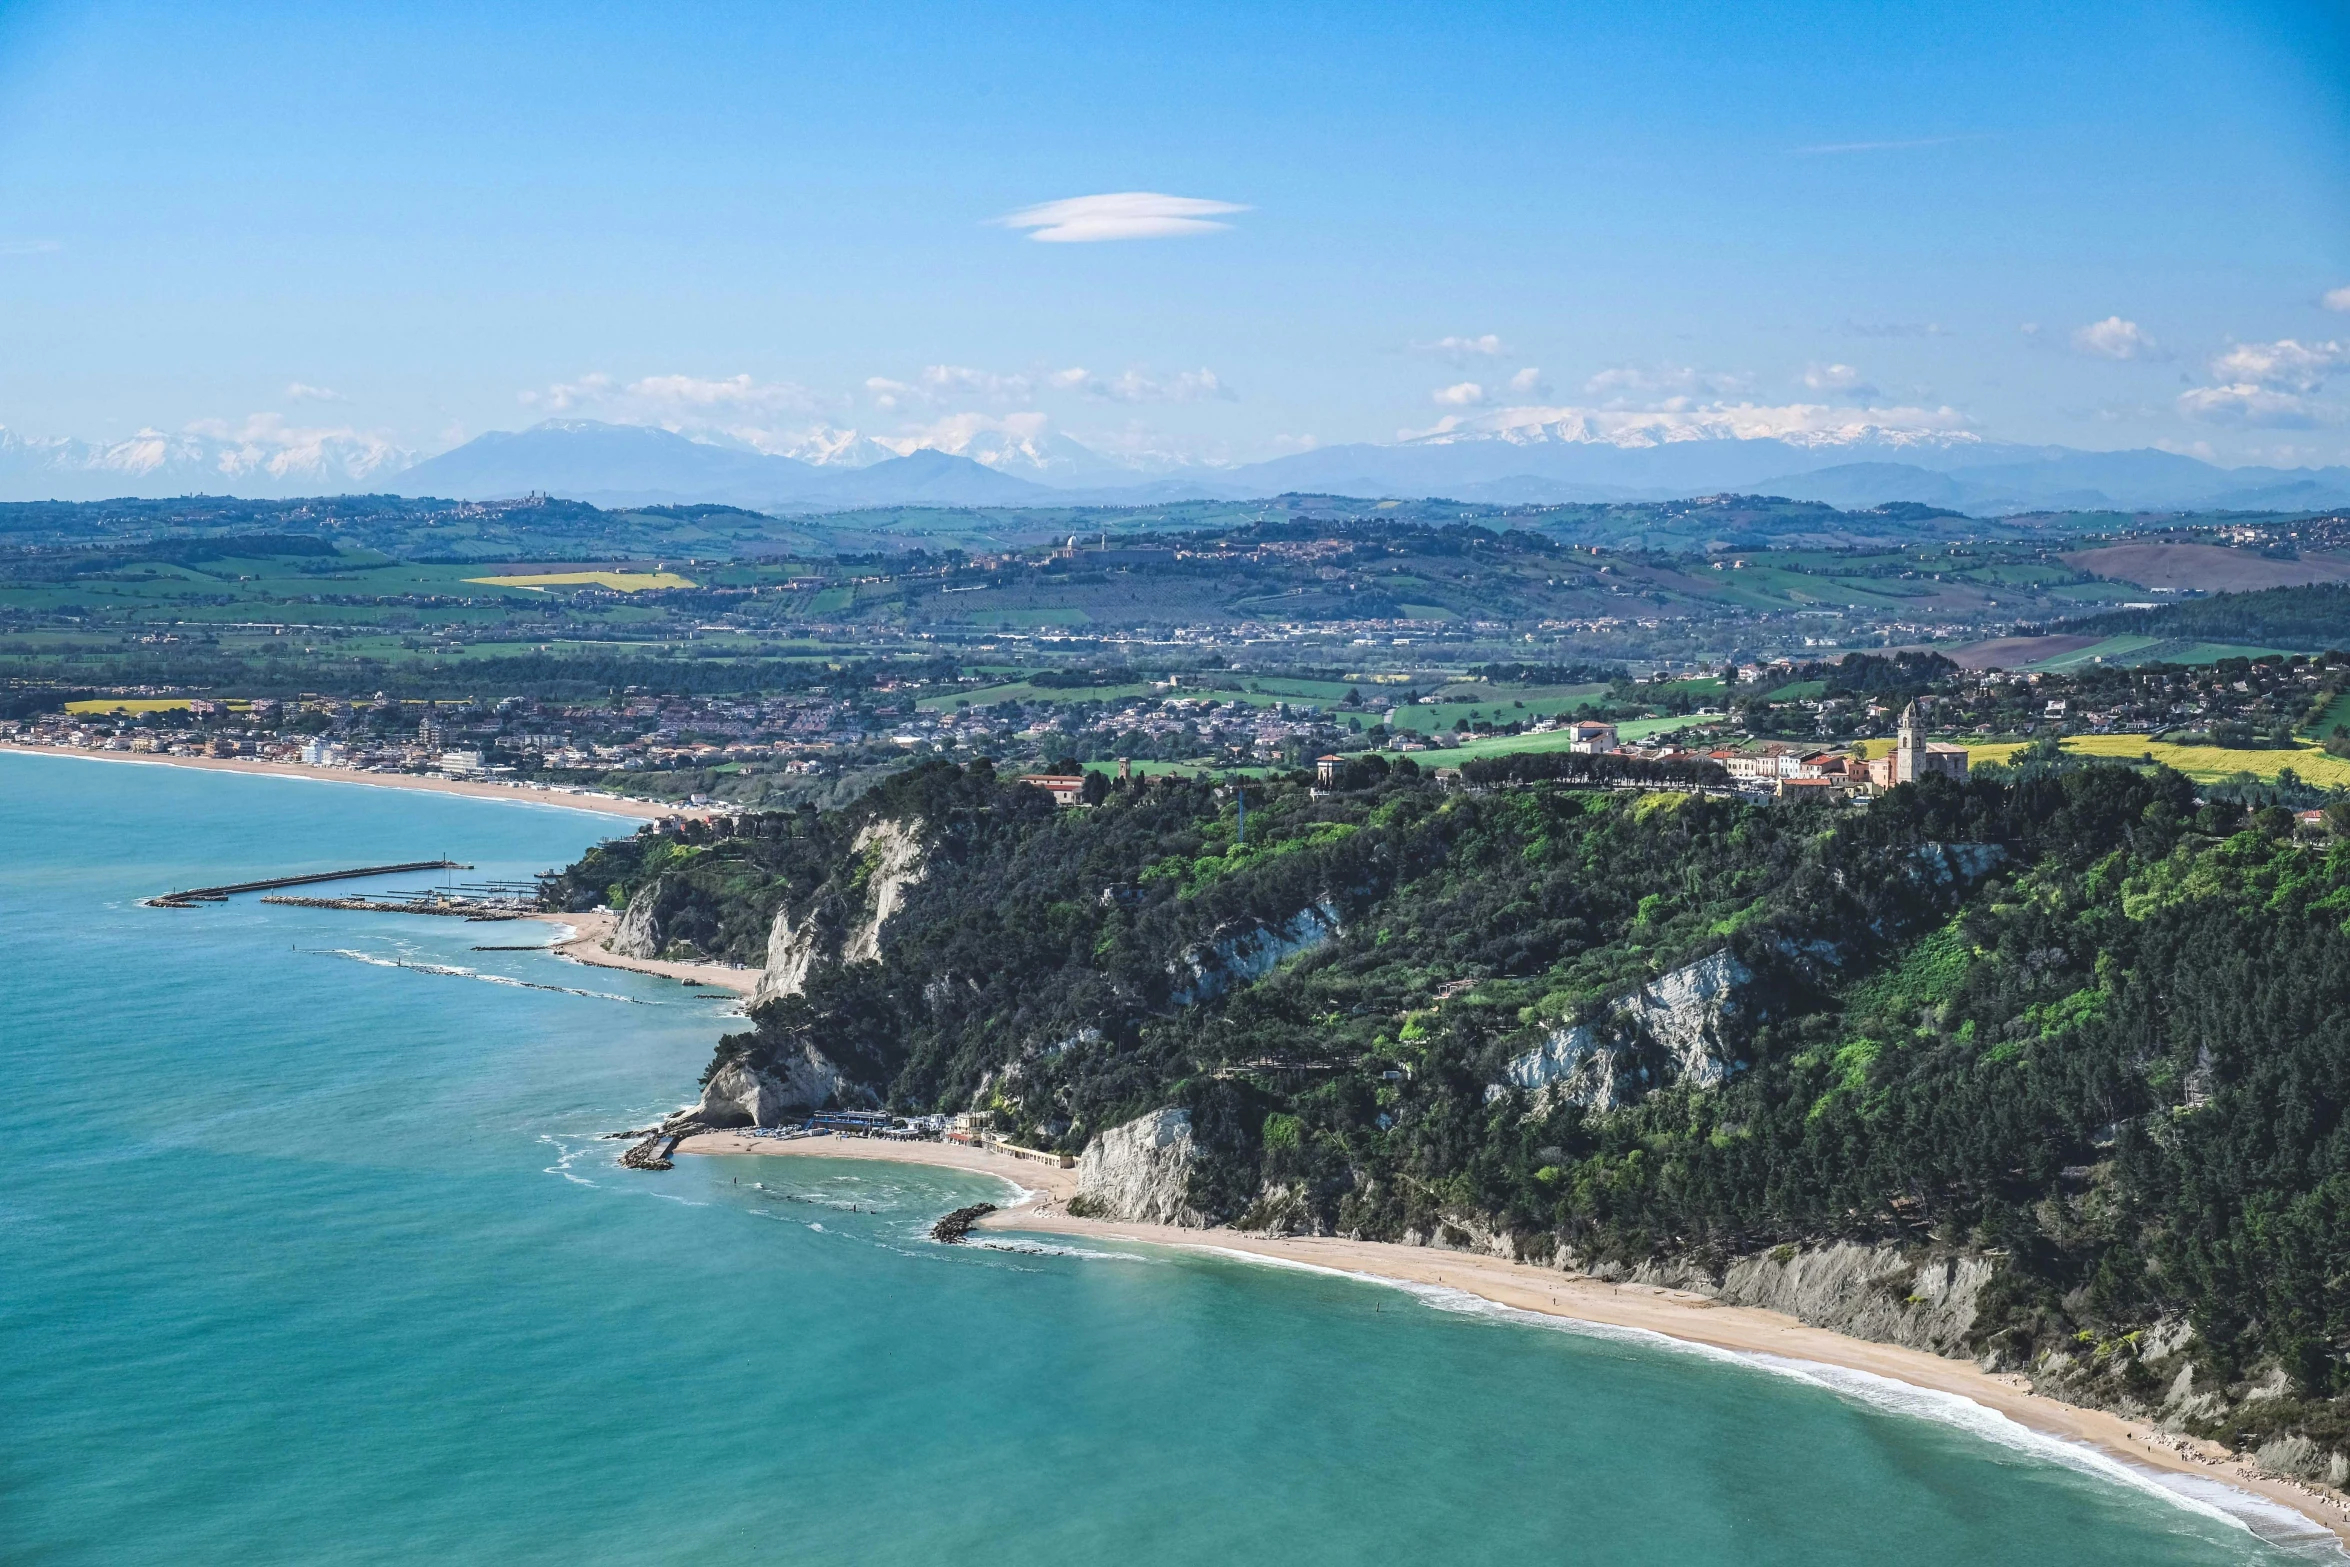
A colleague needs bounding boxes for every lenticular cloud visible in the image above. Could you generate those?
[993,192,1249,243]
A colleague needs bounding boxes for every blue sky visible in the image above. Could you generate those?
[2,0,2347,473]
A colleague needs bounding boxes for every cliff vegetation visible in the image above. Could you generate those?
[549,755,2350,1475]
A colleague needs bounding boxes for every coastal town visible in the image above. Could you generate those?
[15,644,2346,815]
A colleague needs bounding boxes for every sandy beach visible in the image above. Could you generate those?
[679,1131,2350,1549]
[531,911,761,993]
[0,743,702,821]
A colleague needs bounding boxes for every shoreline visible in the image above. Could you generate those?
[0,743,702,821]
[528,912,760,994]
[678,1132,2350,1551]
[1,746,763,993]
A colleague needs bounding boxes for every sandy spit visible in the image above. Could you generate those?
[677,1131,2350,1550]
[0,743,701,820]
[530,911,760,994]
[680,1130,1081,1192]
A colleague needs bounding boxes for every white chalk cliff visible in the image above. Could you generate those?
[749,816,928,1007]
[1075,1108,1206,1226]
[607,874,673,959]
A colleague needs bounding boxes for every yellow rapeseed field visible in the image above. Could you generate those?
[2059,733,2350,787]
[1858,733,2348,784]
[64,697,194,714]
[466,571,695,592]
[1848,733,2341,780]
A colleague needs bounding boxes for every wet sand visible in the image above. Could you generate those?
[530,912,760,994]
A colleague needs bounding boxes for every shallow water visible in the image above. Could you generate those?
[0,752,2330,1564]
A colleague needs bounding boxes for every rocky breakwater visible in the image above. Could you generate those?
[1068,1108,1208,1226]
[930,1204,999,1243]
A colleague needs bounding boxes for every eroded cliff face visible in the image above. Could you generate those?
[676,1042,873,1128]
[1390,1216,1998,1360]
[841,818,927,965]
[608,875,674,960]
[748,817,929,1008]
[1074,1108,1206,1226]
[1169,900,1341,1006]
[1631,1243,1995,1357]
[1500,950,1753,1111]
[751,909,821,1007]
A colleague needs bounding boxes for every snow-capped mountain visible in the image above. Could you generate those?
[389,419,1057,509]
[882,420,1137,484]
[738,426,902,469]
[0,423,413,500]
[6,408,2350,515]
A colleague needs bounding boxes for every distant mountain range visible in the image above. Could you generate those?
[7,413,2350,516]
[390,422,1062,509]
[0,425,412,504]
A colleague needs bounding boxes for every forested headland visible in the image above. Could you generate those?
[550,755,2350,1472]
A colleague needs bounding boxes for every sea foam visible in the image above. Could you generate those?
[1185,1246,2346,1560]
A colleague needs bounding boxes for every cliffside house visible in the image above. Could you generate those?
[1025,772,1089,807]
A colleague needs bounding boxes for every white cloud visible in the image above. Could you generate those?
[514,371,834,462]
[877,409,1049,455]
[1400,399,1974,450]
[992,191,1249,243]
[522,372,616,412]
[2207,338,2345,393]
[1050,365,1235,403]
[2175,384,2333,428]
[1432,382,1487,407]
[2324,286,2350,313]
[0,239,60,256]
[1413,333,1509,363]
[1802,362,1873,394]
[1583,364,1752,401]
[2071,316,2161,360]
[285,382,345,403]
[522,371,819,418]
[627,372,819,414]
[1506,366,1549,396]
[918,364,1033,402]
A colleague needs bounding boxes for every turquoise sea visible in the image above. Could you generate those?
[1,752,2337,1565]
